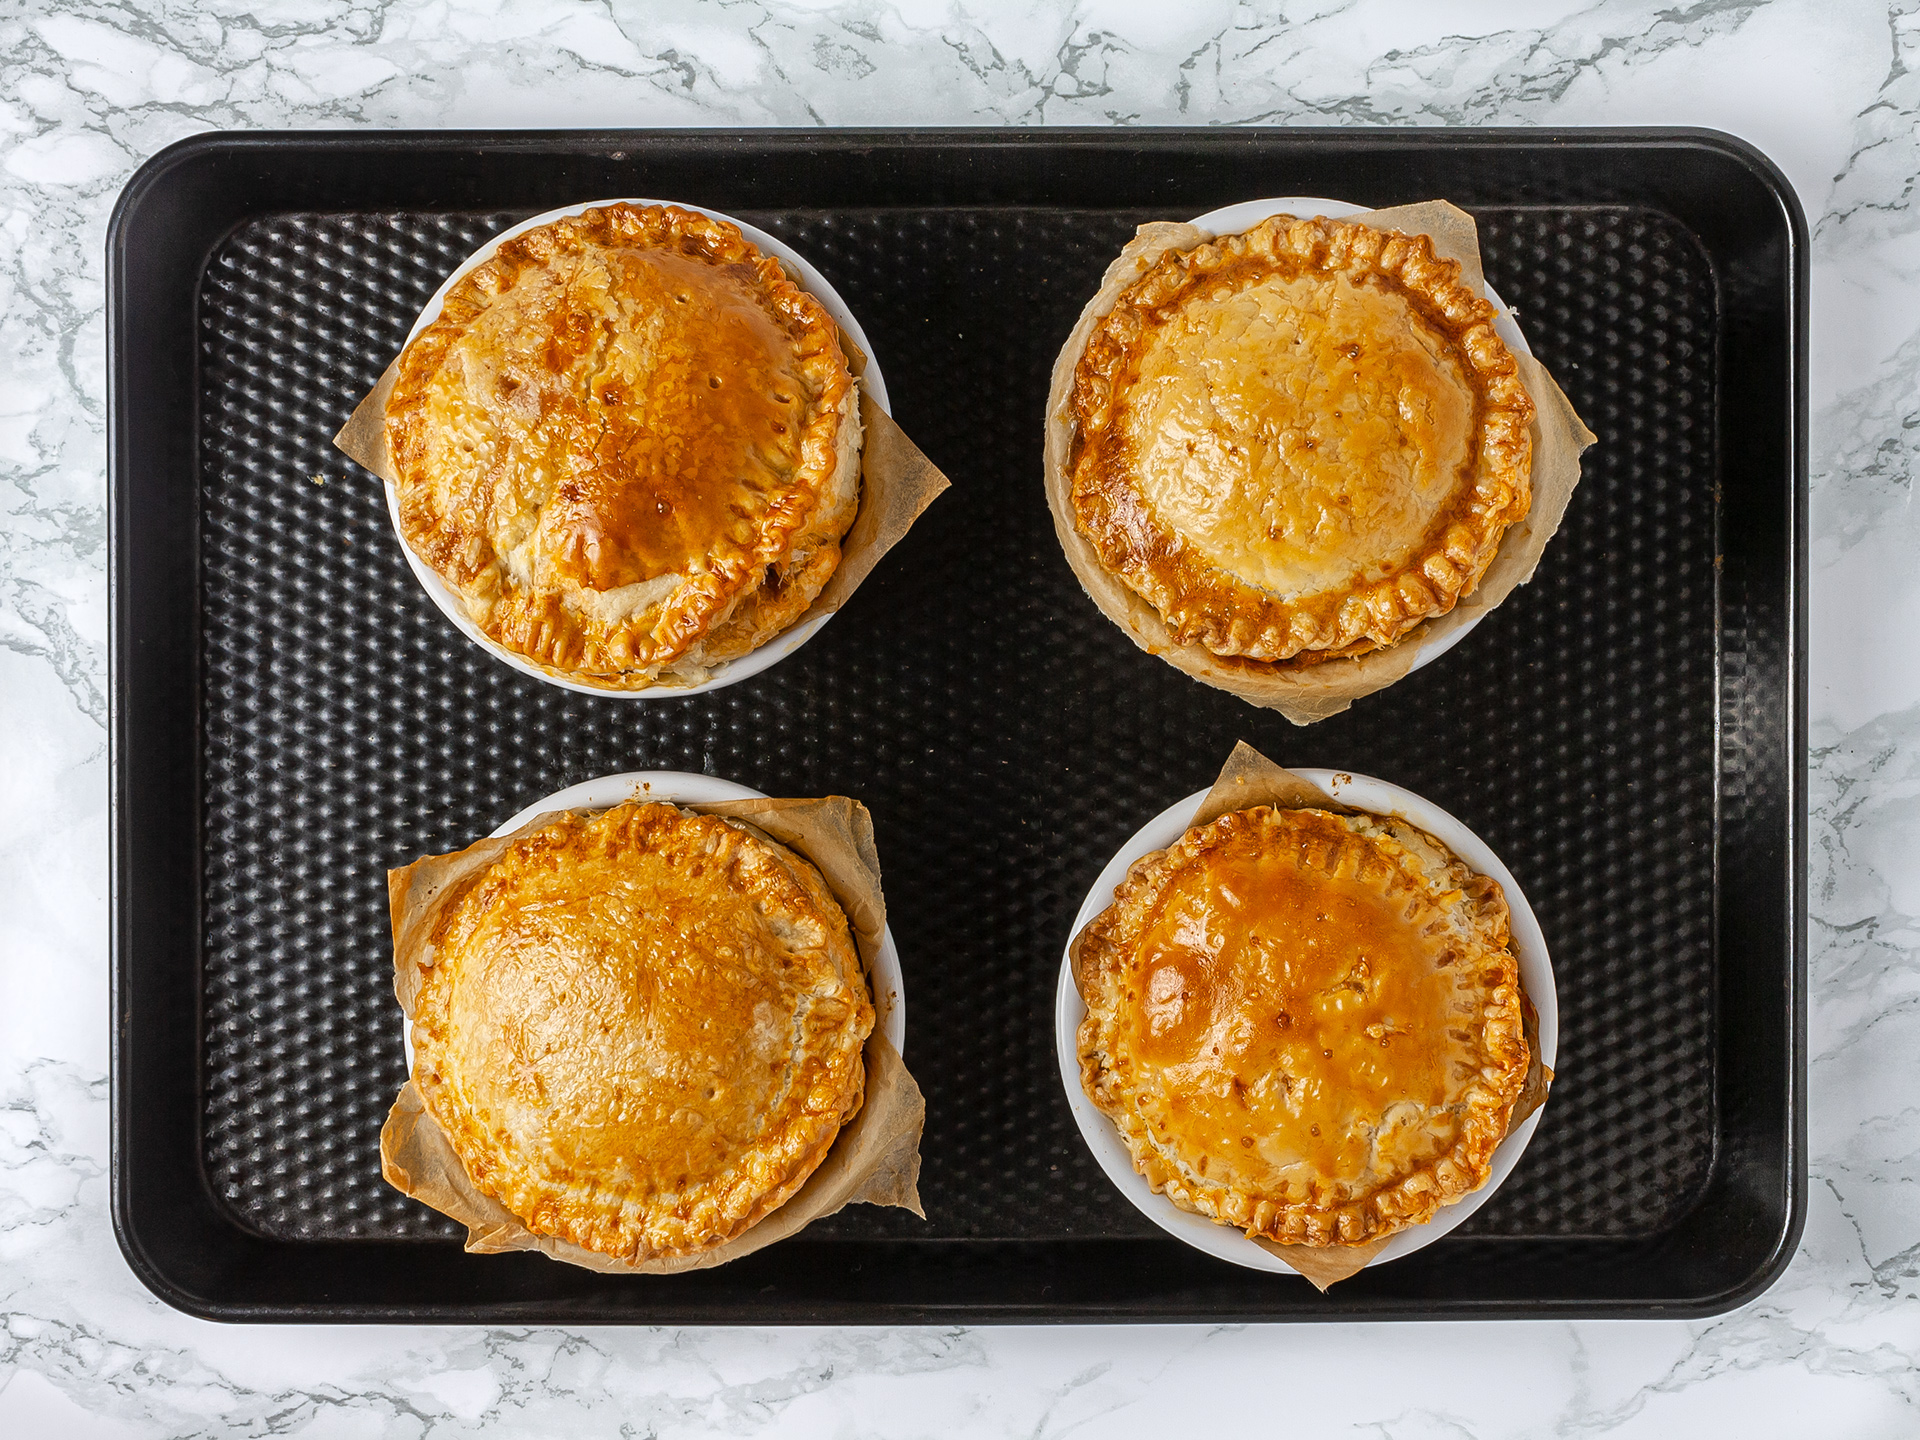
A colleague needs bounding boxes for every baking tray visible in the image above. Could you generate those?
[108,129,1806,1323]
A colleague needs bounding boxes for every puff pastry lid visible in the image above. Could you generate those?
[385,203,861,687]
[410,802,874,1262]
[1075,805,1528,1246]
[1068,215,1535,664]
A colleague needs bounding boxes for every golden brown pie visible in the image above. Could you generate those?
[1068,214,1535,665]
[409,802,874,1261]
[1075,804,1529,1246]
[385,203,861,688]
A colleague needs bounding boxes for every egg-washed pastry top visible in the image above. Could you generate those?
[1075,804,1529,1246]
[409,802,874,1262]
[385,203,862,688]
[1068,214,1535,665]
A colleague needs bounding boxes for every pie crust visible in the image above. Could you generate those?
[409,802,874,1261]
[1068,214,1535,665]
[1075,805,1529,1246]
[385,203,862,688]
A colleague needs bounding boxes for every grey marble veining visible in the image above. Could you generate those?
[4,0,1919,1434]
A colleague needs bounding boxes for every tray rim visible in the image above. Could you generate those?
[107,124,1808,1324]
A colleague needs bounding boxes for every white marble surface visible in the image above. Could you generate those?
[4,0,1917,1434]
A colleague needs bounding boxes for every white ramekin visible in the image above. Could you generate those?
[1054,768,1556,1275]
[385,199,890,699]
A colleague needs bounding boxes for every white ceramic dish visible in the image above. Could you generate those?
[403,770,906,1070]
[1184,197,1536,675]
[383,197,889,700]
[1054,768,1557,1276]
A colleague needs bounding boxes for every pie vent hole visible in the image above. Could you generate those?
[708,375,722,388]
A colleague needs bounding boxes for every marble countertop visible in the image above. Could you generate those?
[4,1,1917,1434]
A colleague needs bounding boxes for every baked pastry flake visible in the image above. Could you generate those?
[409,802,873,1261]
[1068,214,1534,665]
[1075,804,1528,1246]
[386,203,861,687]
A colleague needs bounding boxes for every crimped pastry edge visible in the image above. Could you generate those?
[1067,213,1536,663]
[385,202,861,690]
[409,801,874,1262]
[1074,804,1530,1247]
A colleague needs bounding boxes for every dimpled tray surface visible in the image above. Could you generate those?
[109,131,1805,1323]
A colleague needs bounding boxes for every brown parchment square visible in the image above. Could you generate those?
[331,206,949,686]
[381,793,924,1275]
[1043,201,1599,725]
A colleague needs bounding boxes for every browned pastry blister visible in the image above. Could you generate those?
[1075,804,1529,1247]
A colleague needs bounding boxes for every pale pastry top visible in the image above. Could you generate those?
[1069,214,1534,665]
[409,802,873,1262]
[1075,805,1529,1246]
[386,203,861,689]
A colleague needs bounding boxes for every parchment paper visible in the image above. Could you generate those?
[332,207,949,689]
[381,794,925,1275]
[1071,740,1554,1291]
[1044,202,1599,725]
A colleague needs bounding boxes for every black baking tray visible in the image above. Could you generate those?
[108,128,1806,1323]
